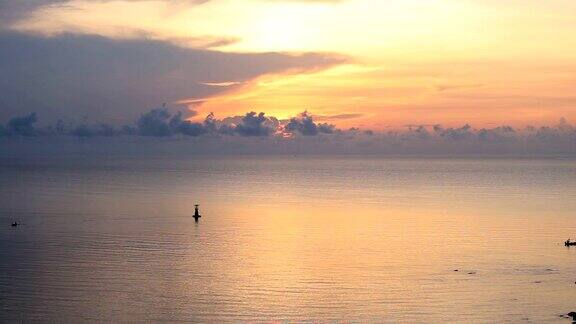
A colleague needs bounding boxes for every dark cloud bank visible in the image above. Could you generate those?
[1,108,575,157]
[0,30,345,122]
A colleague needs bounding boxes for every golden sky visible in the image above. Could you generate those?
[12,0,576,129]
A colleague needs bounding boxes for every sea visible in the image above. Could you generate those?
[1,156,576,322]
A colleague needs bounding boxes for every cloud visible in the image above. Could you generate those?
[5,112,38,136]
[312,113,364,122]
[0,31,345,123]
[135,106,218,137]
[0,0,342,27]
[142,34,241,50]
[1,109,575,156]
[70,123,121,138]
[201,82,243,87]
[172,111,216,137]
[235,112,278,137]
[284,111,335,136]
[0,0,67,26]
[433,124,474,141]
[94,106,282,138]
[136,107,175,137]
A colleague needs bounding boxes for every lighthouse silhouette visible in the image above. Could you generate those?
[193,204,201,222]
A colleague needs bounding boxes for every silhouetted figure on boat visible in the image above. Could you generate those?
[193,204,201,222]
[565,238,576,246]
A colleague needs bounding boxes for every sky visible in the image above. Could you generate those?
[1,0,576,131]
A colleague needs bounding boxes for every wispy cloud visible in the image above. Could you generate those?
[312,113,364,121]
[201,82,244,87]
[0,0,343,27]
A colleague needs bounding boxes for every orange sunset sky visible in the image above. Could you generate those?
[6,0,576,129]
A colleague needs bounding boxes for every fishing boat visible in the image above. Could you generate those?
[565,239,576,246]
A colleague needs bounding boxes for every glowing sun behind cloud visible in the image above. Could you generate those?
[7,0,576,128]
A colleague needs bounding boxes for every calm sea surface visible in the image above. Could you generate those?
[1,156,576,322]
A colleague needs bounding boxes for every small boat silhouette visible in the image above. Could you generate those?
[193,204,201,222]
[565,239,576,246]
[11,222,18,227]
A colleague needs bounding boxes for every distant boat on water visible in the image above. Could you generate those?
[193,204,201,222]
[565,239,576,246]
